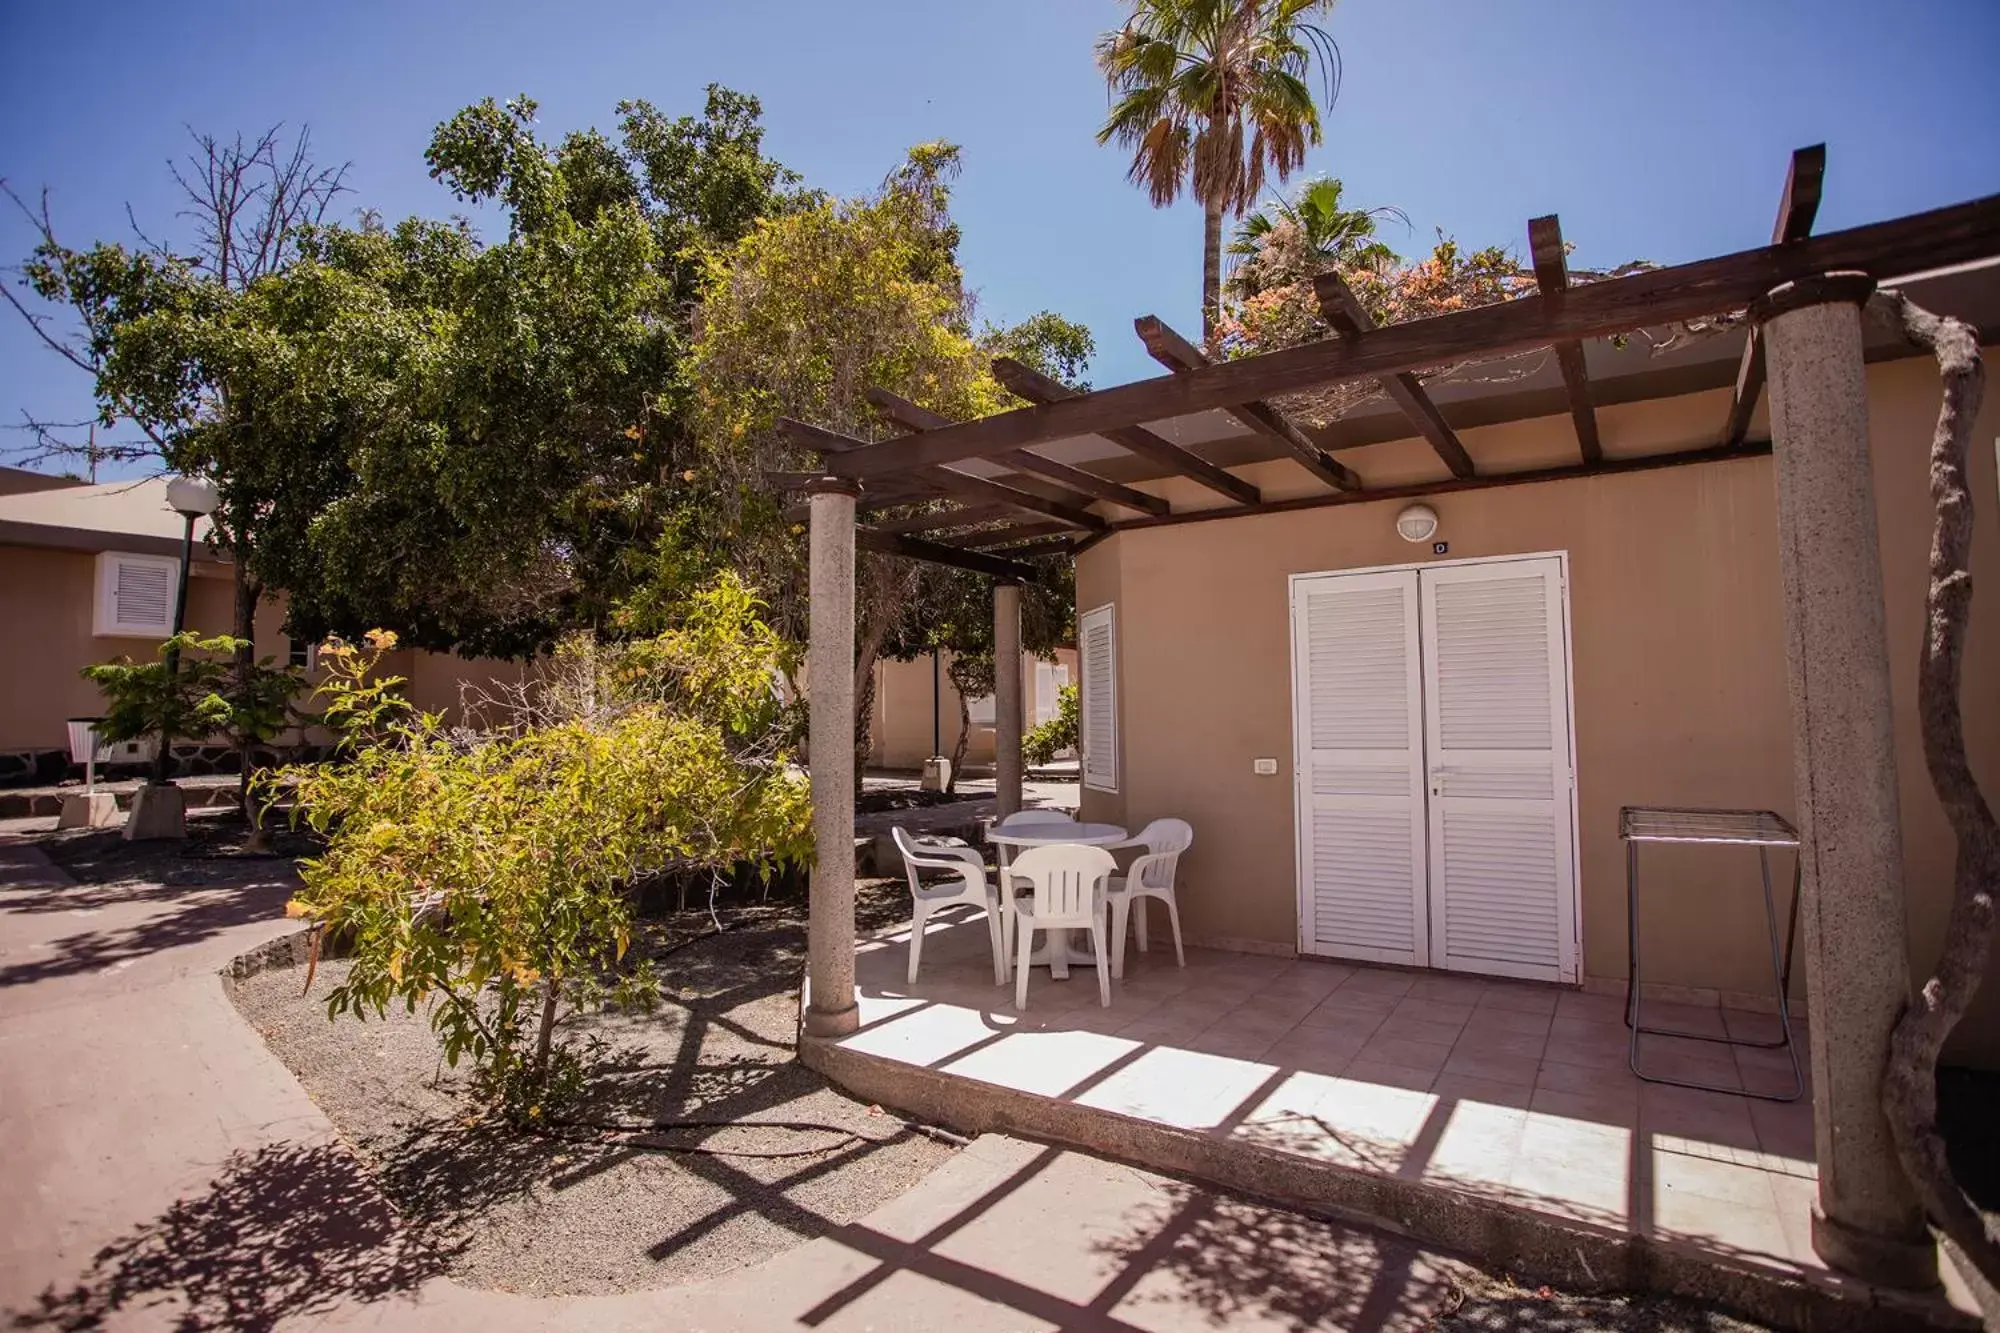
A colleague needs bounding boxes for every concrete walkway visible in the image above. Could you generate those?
[0,837,1474,1332]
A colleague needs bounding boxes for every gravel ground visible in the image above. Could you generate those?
[42,808,322,889]
[229,881,955,1297]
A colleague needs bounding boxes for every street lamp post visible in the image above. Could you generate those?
[151,476,221,785]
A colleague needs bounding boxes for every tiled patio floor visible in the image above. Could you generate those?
[833,906,1834,1280]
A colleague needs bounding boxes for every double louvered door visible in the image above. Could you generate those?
[1290,556,1577,982]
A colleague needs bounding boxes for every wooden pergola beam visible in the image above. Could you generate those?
[1133,315,1361,491]
[872,502,1012,535]
[763,470,938,502]
[986,536,1076,561]
[1526,215,1603,466]
[818,192,2000,481]
[782,418,1108,531]
[1724,144,1828,447]
[865,387,1170,517]
[943,520,1071,549]
[854,525,1035,579]
[1311,274,1477,479]
[989,357,1261,507]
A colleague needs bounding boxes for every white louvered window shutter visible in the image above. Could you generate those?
[93,552,180,638]
[1419,557,1577,983]
[1079,604,1117,792]
[1290,571,1429,966]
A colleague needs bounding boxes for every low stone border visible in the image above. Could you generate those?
[800,1034,1977,1333]
[2,780,243,821]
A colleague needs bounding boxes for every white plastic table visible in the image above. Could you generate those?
[987,821,1130,972]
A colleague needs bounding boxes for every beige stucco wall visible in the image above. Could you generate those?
[0,548,239,750]
[870,648,1079,771]
[1077,353,2000,1066]
[0,545,522,753]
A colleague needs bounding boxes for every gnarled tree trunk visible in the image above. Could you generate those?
[233,565,268,850]
[1871,289,1999,1288]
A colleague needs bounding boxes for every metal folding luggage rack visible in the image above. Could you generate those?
[1620,806,1804,1102]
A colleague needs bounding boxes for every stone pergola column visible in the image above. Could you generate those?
[804,477,861,1039]
[1758,273,1936,1289]
[993,579,1023,818]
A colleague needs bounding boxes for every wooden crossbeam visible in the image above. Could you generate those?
[943,520,1071,550]
[1724,144,1828,447]
[1526,215,1602,466]
[1310,275,1477,479]
[864,387,1169,517]
[817,193,2000,481]
[763,470,937,502]
[986,536,1076,561]
[854,526,1035,579]
[1133,316,1361,491]
[989,357,1261,507]
[872,503,1012,535]
[782,418,1107,531]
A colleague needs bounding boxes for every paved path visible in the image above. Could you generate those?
[0,836,1471,1332]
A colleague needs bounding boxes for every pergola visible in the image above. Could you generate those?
[789,147,2000,1290]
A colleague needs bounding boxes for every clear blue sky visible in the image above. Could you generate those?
[4,0,1998,475]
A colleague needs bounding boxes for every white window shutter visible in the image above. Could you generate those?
[1080,604,1117,792]
[1291,571,1428,965]
[1420,558,1576,982]
[94,552,180,637]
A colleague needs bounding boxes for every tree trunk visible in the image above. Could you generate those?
[533,975,561,1077]
[1871,289,2000,1288]
[946,687,972,795]
[852,627,885,787]
[233,565,268,849]
[1201,199,1225,347]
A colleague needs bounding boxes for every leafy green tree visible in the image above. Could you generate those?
[688,142,1092,772]
[1227,175,1402,294]
[277,575,811,1123]
[1024,683,1080,766]
[13,91,801,671]
[882,558,1075,790]
[1096,0,1342,342]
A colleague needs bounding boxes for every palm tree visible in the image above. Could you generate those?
[1226,175,1403,294]
[1096,0,1341,342]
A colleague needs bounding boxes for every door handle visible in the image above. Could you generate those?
[1429,768,1450,797]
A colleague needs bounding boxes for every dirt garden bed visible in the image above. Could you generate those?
[228,877,956,1297]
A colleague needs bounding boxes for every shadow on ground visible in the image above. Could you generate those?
[6,1141,442,1332]
[0,878,295,988]
[230,879,953,1295]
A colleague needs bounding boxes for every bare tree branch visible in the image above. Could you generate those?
[1870,288,1999,1288]
[167,123,351,289]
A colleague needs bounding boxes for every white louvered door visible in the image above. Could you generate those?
[1419,557,1576,982]
[1291,570,1429,966]
[1291,556,1576,981]
[1080,604,1117,792]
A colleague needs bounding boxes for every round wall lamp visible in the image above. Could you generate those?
[1395,503,1439,543]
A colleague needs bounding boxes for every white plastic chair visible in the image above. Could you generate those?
[892,826,1007,987]
[1105,818,1192,978]
[1007,843,1117,1010]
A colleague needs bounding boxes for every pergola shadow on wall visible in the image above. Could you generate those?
[785,146,2000,1294]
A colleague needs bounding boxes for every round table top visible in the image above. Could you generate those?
[986,821,1128,847]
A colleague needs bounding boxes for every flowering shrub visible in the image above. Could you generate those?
[1216,218,1658,427]
[272,575,812,1123]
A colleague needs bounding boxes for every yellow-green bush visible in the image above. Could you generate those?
[272,576,811,1122]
